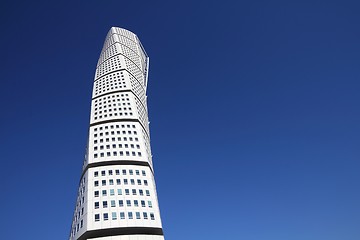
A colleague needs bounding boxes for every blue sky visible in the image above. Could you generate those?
[1,1,359,239]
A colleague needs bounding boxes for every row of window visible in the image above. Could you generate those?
[95,199,152,208]
[95,212,155,221]
[94,151,142,158]
[94,130,137,137]
[94,169,146,177]
[94,188,150,197]
[93,137,138,144]
[93,123,135,131]
[94,179,148,186]
[94,143,140,151]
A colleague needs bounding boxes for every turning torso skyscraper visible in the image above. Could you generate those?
[69,27,165,240]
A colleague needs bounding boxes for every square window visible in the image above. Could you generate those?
[115,170,120,175]
[94,191,99,197]
[101,171,106,176]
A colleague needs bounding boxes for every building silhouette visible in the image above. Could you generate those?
[69,27,165,240]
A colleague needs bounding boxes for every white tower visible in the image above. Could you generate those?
[69,27,165,240]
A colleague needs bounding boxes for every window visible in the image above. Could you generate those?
[103,201,108,208]
[131,179,135,185]
[120,212,125,219]
[109,170,113,175]
[128,212,133,219]
[101,171,106,176]
[95,214,100,221]
[126,200,131,207]
[137,179,141,185]
[142,170,146,176]
[111,200,116,207]
[136,212,141,219]
[129,170,133,175]
[139,190,144,196]
[94,181,99,187]
[124,179,128,185]
[102,180,106,186]
[125,189,129,195]
[132,189,137,195]
[144,180,148,186]
[150,213,155,220]
[110,189,115,196]
[119,200,124,207]
[141,200,146,207]
[102,190,107,196]
[94,171,98,177]
[103,213,108,221]
[146,190,150,196]
[116,179,121,185]
[148,201,152,208]
[112,212,117,220]
[109,179,114,185]
[122,170,126,175]
[134,200,139,207]
[135,170,140,175]
[94,191,99,197]
[115,170,120,175]
[143,212,148,219]
[94,202,99,209]
[117,189,122,195]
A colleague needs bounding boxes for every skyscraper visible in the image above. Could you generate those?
[69,27,165,240]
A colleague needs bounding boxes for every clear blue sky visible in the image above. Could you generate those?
[1,1,359,239]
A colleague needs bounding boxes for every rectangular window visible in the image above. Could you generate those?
[132,189,137,195]
[110,189,115,196]
[111,200,116,207]
[120,212,125,219]
[128,212,133,219]
[144,180,148,186]
[134,200,139,207]
[94,171,98,177]
[95,214,100,221]
[115,170,120,175]
[142,170,146,176]
[150,213,155,220]
[94,202,99,209]
[117,189,122,195]
[131,179,135,185]
[122,170,126,175]
[102,190,107,196]
[135,170,140,175]
[141,200,145,207]
[125,189,129,195]
[112,212,117,220]
[136,212,141,219]
[146,190,150,196]
[94,191,99,197]
[124,179,128,185]
[109,179,114,185]
[129,170,133,175]
[126,200,131,207]
[103,201,108,208]
[116,179,121,185]
[148,201,152,208]
[94,181,99,187]
[101,171,106,176]
[103,213,108,221]
[102,180,106,186]
[109,170,113,175]
[143,212,148,219]
[139,190,144,196]
[137,179,141,185]
[119,200,124,207]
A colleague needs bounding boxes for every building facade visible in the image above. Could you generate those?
[69,27,165,240]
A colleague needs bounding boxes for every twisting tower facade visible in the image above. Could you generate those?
[69,27,165,240]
